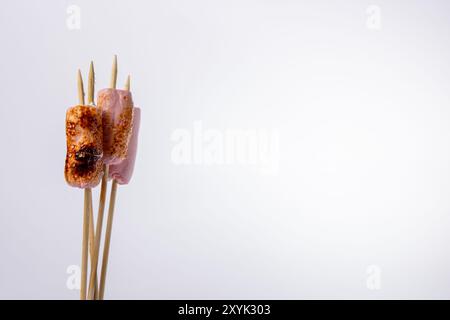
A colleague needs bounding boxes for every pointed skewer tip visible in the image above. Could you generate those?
[125,75,130,91]
[88,61,95,105]
[77,69,85,105]
[110,55,118,89]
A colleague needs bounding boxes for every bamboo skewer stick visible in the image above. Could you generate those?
[82,190,92,300]
[110,55,118,89]
[77,70,90,301]
[85,188,93,279]
[92,164,108,300]
[99,57,124,299]
[84,61,101,300]
[87,194,97,299]
[87,63,96,299]
[125,75,130,91]
[87,59,107,300]
[99,177,117,300]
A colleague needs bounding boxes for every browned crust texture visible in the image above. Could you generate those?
[65,105,104,188]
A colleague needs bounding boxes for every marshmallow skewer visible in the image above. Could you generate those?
[77,70,90,300]
[67,56,139,299]
[99,74,130,300]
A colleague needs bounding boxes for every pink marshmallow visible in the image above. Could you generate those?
[97,88,134,165]
[109,108,141,184]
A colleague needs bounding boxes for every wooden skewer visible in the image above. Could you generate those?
[99,178,117,300]
[87,62,95,293]
[85,188,93,288]
[92,164,108,300]
[88,61,95,105]
[77,69,90,301]
[77,70,85,105]
[87,62,96,299]
[87,59,107,300]
[87,192,97,299]
[84,61,101,300]
[110,55,118,89]
[82,190,92,300]
[87,62,97,299]
[125,75,130,91]
[99,58,122,300]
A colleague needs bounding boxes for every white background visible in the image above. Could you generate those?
[1,0,450,299]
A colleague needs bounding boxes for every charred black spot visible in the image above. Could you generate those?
[74,146,101,176]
